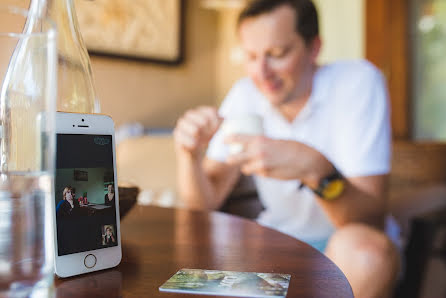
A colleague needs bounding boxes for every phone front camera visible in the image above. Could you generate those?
[82,119,85,122]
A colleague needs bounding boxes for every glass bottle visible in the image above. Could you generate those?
[41,0,98,113]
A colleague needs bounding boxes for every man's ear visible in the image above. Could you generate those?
[309,36,322,63]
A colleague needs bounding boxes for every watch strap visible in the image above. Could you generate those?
[312,168,345,200]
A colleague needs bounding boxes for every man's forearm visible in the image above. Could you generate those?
[177,152,217,211]
[316,178,387,228]
[300,150,387,228]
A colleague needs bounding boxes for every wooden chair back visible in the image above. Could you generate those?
[389,141,446,216]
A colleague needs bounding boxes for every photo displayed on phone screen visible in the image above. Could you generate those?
[55,134,118,256]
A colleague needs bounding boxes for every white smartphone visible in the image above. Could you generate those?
[53,112,122,278]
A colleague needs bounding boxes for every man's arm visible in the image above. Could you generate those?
[174,106,241,211]
[290,144,387,228]
[177,153,240,211]
[302,159,387,228]
[226,136,387,228]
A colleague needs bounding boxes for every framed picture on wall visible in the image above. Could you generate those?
[73,169,88,181]
[75,0,184,65]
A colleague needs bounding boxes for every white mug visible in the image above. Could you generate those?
[221,114,264,155]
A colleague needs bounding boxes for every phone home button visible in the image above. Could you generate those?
[84,254,97,269]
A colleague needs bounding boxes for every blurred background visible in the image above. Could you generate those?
[1,1,445,297]
[80,0,367,129]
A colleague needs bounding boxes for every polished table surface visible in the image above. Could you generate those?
[54,206,353,297]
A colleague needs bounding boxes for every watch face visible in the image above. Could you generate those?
[322,179,345,200]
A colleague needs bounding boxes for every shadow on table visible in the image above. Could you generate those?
[55,269,122,297]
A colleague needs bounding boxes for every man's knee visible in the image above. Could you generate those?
[325,223,400,278]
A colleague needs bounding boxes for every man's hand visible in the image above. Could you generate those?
[174,106,223,159]
[225,135,332,182]
[174,107,240,211]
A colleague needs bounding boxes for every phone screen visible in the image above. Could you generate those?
[55,134,118,256]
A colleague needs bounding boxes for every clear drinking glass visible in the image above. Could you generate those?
[0,5,57,297]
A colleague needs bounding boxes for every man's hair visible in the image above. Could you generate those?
[237,0,319,45]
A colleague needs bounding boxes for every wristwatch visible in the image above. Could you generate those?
[310,169,345,201]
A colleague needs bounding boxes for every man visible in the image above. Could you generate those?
[173,0,400,297]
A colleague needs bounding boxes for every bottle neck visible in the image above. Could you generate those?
[30,0,79,28]
[49,0,84,55]
[30,0,98,113]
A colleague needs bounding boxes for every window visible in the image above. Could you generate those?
[411,0,446,140]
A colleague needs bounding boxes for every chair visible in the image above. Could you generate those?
[390,141,446,298]
[219,174,263,219]
[389,141,446,230]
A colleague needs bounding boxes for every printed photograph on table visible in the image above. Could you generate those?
[159,269,291,298]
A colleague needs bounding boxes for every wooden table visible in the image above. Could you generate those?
[54,206,353,297]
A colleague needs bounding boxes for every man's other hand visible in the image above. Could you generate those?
[225,135,331,181]
[174,106,223,159]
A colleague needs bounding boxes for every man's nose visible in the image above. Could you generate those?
[257,57,273,80]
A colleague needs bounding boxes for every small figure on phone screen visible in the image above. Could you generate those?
[104,184,115,206]
[102,226,115,245]
[56,186,79,218]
